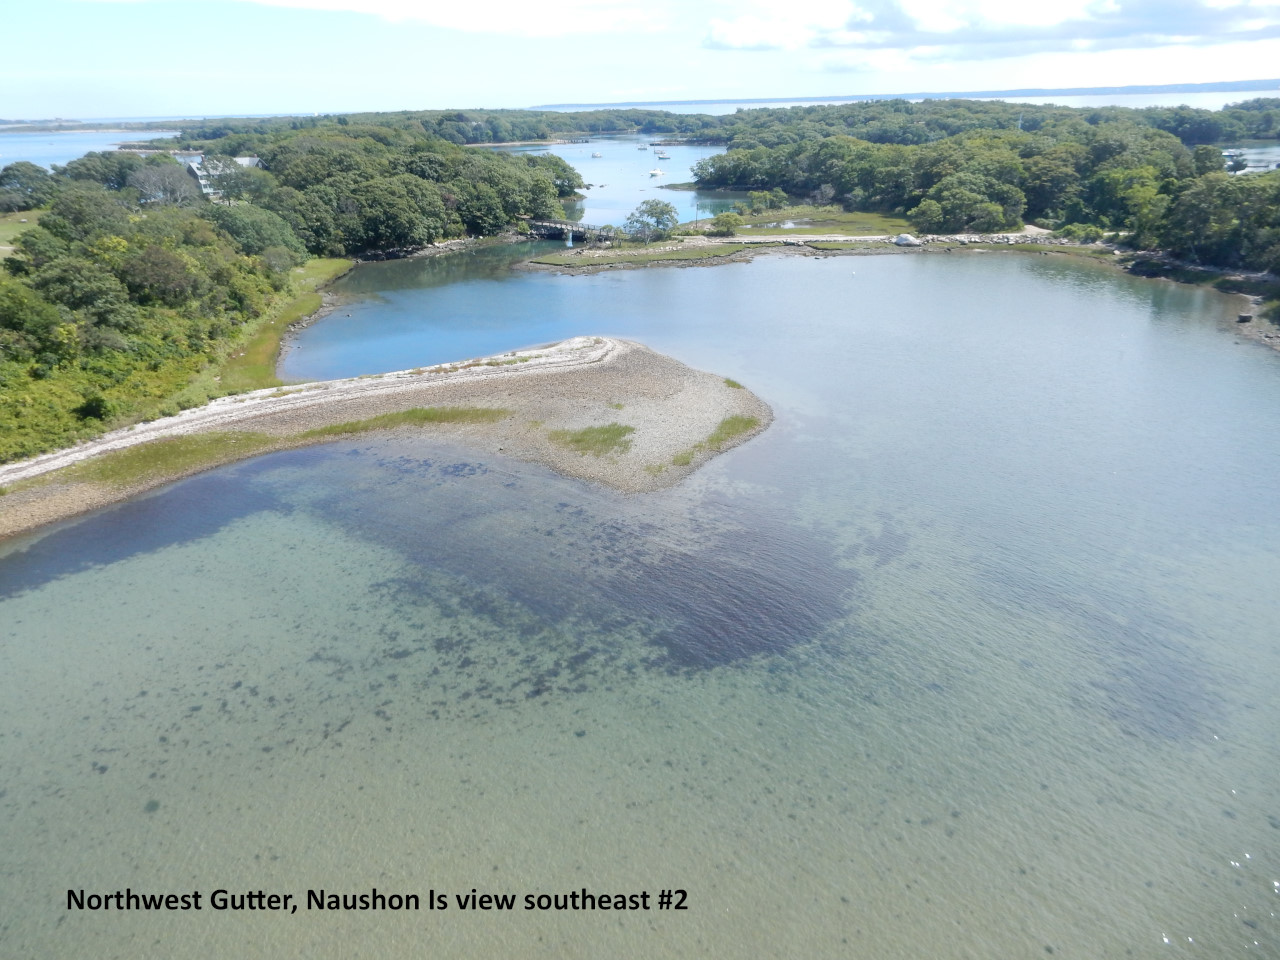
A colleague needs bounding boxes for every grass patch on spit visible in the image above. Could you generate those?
[41,403,507,493]
[531,244,751,267]
[670,415,761,467]
[724,378,743,389]
[707,415,759,446]
[299,406,510,440]
[806,241,895,251]
[63,432,276,489]
[549,422,635,457]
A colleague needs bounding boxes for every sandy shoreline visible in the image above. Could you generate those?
[0,337,771,542]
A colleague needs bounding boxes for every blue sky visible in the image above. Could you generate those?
[5,0,1280,119]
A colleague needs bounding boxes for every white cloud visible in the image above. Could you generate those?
[817,33,1280,91]
[705,0,868,50]
[708,0,1280,62]
[896,0,1118,30]
[75,0,675,36]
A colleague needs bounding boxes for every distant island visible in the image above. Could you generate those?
[533,78,1280,110]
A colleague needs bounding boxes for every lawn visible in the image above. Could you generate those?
[0,209,43,246]
[730,205,911,236]
[531,243,754,267]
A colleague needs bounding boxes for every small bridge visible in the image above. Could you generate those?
[527,219,612,241]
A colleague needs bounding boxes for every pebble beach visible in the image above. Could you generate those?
[0,337,771,541]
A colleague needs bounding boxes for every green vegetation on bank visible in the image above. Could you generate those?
[530,242,754,267]
[61,431,276,488]
[707,415,760,446]
[0,191,353,463]
[549,422,634,456]
[671,415,761,467]
[44,405,510,492]
[731,206,912,236]
[0,115,597,463]
[4,96,1279,466]
[216,257,350,393]
[298,406,509,440]
[688,102,1280,275]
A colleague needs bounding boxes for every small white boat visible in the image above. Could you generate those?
[591,152,602,158]
[649,168,663,177]
[654,150,670,160]
[637,145,648,150]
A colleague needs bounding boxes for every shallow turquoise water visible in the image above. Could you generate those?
[3,251,1280,958]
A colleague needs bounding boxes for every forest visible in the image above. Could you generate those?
[0,130,584,460]
[689,98,1280,272]
[1,98,1277,463]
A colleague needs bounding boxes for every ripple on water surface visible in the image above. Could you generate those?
[5,250,1280,958]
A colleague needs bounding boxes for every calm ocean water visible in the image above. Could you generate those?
[4,250,1279,957]
[0,129,178,169]
[487,134,736,227]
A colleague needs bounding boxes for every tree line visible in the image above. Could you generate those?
[0,124,590,460]
[3,98,1277,462]
[690,102,1280,273]
[120,98,1280,153]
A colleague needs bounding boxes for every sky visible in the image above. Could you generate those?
[4,0,1280,119]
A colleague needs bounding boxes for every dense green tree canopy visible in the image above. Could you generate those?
[688,107,1278,269]
[624,200,679,243]
[203,203,306,257]
[0,162,56,212]
[3,97,1278,465]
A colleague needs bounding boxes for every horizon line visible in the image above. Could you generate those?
[531,78,1280,110]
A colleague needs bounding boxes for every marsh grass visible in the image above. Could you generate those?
[531,245,751,267]
[806,241,897,251]
[724,378,743,389]
[549,422,634,456]
[299,406,509,439]
[63,432,276,489]
[216,258,352,394]
[47,406,507,492]
[734,206,910,236]
[670,415,760,467]
[216,293,320,393]
[707,415,759,447]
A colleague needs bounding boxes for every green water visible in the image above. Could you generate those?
[3,251,1279,958]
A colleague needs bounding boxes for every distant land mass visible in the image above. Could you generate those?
[533,78,1280,110]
